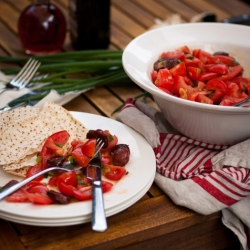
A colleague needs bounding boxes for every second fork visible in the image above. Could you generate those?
[0,58,40,94]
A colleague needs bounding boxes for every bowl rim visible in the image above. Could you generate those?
[122,22,250,113]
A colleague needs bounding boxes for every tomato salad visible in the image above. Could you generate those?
[1,129,130,205]
[151,45,250,106]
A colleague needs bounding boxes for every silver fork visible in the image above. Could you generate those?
[87,138,106,232]
[0,138,104,200]
[0,58,41,94]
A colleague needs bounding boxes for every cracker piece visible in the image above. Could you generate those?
[5,166,30,178]
[3,153,37,171]
[0,107,39,128]
[0,101,87,168]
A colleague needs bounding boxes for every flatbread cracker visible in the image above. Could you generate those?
[0,106,39,128]
[0,101,88,177]
[4,167,30,178]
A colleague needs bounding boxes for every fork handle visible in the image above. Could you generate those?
[92,180,107,232]
[0,167,61,200]
[0,86,7,94]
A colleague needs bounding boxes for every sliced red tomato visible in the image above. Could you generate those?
[194,81,206,91]
[71,147,90,167]
[227,81,240,97]
[155,68,174,92]
[187,91,199,101]
[26,192,53,205]
[73,186,92,201]
[80,139,96,158]
[40,130,70,169]
[77,174,92,188]
[208,90,224,103]
[160,50,185,60]
[73,181,113,201]
[26,162,44,181]
[57,172,77,197]
[219,95,246,106]
[152,47,250,106]
[71,139,96,167]
[101,155,113,165]
[151,70,158,82]
[231,77,250,94]
[170,62,186,77]
[230,76,250,84]
[207,55,238,66]
[101,130,118,153]
[187,67,202,81]
[192,49,212,64]
[177,45,191,54]
[206,63,228,75]
[6,188,29,203]
[206,79,228,92]
[220,65,243,81]
[173,75,193,96]
[199,72,218,82]
[184,57,203,68]
[48,173,61,187]
[184,76,194,86]
[196,93,213,104]
[71,139,85,150]
[101,181,113,193]
[102,164,126,181]
[26,182,48,194]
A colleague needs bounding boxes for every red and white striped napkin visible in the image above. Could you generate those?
[116,98,250,250]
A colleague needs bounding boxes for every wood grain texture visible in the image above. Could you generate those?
[19,195,221,250]
[0,219,26,250]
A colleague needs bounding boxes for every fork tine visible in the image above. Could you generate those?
[18,60,41,88]
[94,138,105,156]
[10,58,34,82]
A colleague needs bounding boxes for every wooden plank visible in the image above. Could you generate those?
[181,0,230,21]
[148,183,165,197]
[156,0,198,21]
[0,1,21,33]
[19,195,221,250]
[109,85,159,110]
[110,25,133,49]
[0,21,24,56]
[119,217,240,250]
[111,5,146,38]
[83,87,124,119]
[4,0,30,12]
[132,0,185,22]
[0,219,26,250]
[112,0,156,28]
[63,95,102,114]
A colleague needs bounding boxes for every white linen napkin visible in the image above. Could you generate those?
[116,98,250,250]
[0,71,87,110]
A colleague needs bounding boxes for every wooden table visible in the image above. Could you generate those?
[1,0,250,249]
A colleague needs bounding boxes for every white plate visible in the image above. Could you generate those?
[0,112,156,226]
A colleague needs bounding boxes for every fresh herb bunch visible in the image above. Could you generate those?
[0,50,133,105]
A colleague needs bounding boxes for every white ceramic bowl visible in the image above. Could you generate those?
[122,23,250,145]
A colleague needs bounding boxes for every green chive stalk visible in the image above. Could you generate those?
[1,50,136,107]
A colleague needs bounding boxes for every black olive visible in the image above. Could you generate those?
[1,179,19,190]
[110,144,130,166]
[86,129,109,148]
[47,156,66,167]
[213,51,229,56]
[47,190,70,204]
[154,58,179,71]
